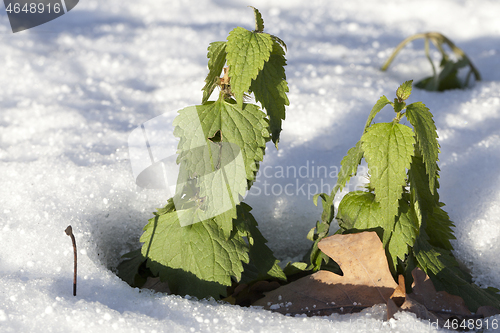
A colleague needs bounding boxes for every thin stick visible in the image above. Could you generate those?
[65,226,77,296]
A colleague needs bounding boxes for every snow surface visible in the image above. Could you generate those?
[1,0,500,332]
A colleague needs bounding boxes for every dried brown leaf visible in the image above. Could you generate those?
[253,232,398,315]
[142,277,171,294]
[410,268,470,317]
[390,275,407,306]
[476,305,500,318]
[228,281,281,307]
[387,268,478,329]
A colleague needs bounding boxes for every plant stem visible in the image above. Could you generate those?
[424,38,438,90]
[380,33,427,71]
[65,225,77,296]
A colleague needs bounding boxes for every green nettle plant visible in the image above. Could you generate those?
[118,8,289,299]
[381,32,481,92]
[311,81,500,312]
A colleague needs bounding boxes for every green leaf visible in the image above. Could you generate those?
[364,95,391,131]
[414,232,500,312]
[307,193,335,271]
[174,99,268,183]
[140,208,249,299]
[408,151,437,228]
[271,35,287,52]
[172,100,268,236]
[361,122,415,226]
[313,192,335,226]
[116,248,147,287]
[408,152,455,250]
[387,198,419,271]
[336,191,388,245]
[396,80,413,101]
[415,59,468,92]
[335,96,391,193]
[250,40,289,146]
[336,141,364,192]
[426,205,456,251]
[283,261,309,276]
[251,6,264,32]
[202,41,227,103]
[405,102,439,192]
[435,58,468,91]
[393,98,406,114]
[226,27,273,105]
[236,203,286,282]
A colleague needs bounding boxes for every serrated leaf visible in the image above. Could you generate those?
[396,80,413,101]
[154,198,176,215]
[364,95,391,131]
[393,98,406,114]
[283,261,309,276]
[335,96,391,193]
[116,248,147,287]
[202,41,227,103]
[251,6,264,32]
[172,100,268,236]
[271,35,287,52]
[361,122,415,226]
[226,27,273,105]
[250,40,289,146]
[307,193,335,271]
[336,141,364,192]
[387,198,419,270]
[314,192,335,226]
[414,232,500,312]
[426,206,456,251]
[140,209,249,299]
[336,191,389,244]
[174,99,268,183]
[405,102,439,192]
[408,152,438,228]
[408,152,455,251]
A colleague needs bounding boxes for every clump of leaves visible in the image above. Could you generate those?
[381,32,481,91]
[117,7,289,299]
[312,81,500,312]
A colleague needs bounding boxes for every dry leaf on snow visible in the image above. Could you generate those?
[385,268,500,329]
[253,231,398,315]
[408,268,470,318]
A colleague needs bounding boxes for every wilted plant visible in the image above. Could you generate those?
[381,32,481,91]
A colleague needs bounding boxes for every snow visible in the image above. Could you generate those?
[1,0,500,332]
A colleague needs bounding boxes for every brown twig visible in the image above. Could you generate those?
[65,225,77,296]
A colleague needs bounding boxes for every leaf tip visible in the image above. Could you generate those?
[249,6,265,32]
[396,80,414,102]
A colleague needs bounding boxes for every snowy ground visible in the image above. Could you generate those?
[1,0,500,332]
